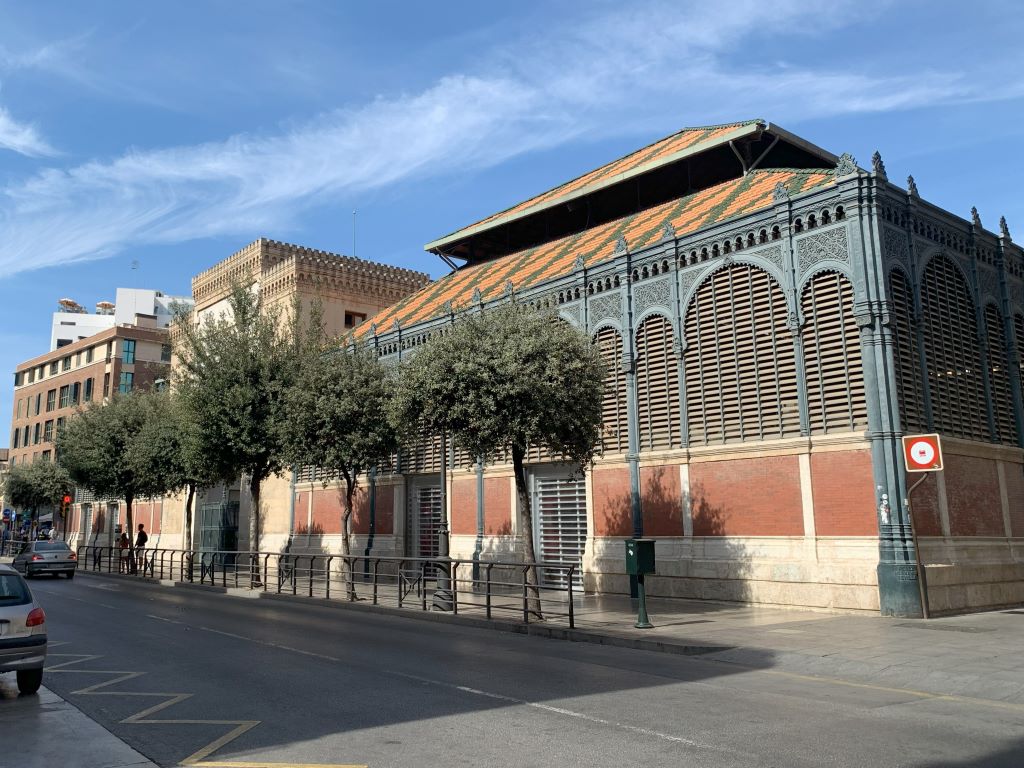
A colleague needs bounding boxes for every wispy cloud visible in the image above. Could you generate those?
[0,0,1011,276]
[0,105,55,157]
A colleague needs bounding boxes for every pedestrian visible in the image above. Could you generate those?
[118,532,130,573]
[135,523,148,573]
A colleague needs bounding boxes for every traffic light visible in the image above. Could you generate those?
[60,494,72,519]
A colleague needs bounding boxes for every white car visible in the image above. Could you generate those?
[0,564,46,694]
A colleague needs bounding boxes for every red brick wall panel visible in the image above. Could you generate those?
[351,487,371,535]
[640,465,683,536]
[376,486,395,535]
[451,477,476,535]
[294,491,309,534]
[483,478,512,536]
[593,467,631,536]
[689,456,803,536]
[946,455,1003,536]
[310,488,343,535]
[1005,463,1024,537]
[811,450,876,536]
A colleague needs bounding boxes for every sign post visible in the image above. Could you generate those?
[901,434,944,619]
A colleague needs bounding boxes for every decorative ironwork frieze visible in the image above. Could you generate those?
[633,276,672,315]
[883,226,910,269]
[588,292,622,325]
[796,227,849,273]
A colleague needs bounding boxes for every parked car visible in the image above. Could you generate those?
[0,564,46,694]
[11,541,78,579]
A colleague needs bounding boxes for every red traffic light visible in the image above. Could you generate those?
[62,495,72,504]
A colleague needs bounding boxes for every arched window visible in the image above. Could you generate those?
[635,314,681,450]
[801,272,868,432]
[684,264,799,443]
[594,327,627,453]
[920,255,987,440]
[984,304,1018,444]
[889,270,926,433]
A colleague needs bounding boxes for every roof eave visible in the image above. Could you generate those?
[425,120,770,254]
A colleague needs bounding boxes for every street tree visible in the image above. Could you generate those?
[3,459,73,538]
[173,284,295,553]
[279,336,398,599]
[391,302,605,618]
[56,393,159,568]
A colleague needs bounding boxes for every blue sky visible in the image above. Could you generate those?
[1,1,1023,444]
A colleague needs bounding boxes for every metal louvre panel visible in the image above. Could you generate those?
[635,314,681,450]
[1017,313,1024,403]
[984,305,1018,444]
[920,255,988,441]
[410,485,442,559]
[534,473,586,589]
[402,431,442,474]
[595,327,627,453]
[888,270,926,433]
[801,272,868,433]
[684,264,799,444]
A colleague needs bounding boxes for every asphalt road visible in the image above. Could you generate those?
[22,573,1024,768]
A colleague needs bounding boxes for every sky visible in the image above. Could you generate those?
[1,0,1023,445]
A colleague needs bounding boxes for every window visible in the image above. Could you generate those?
[43,420,53,442]
[84,378,93,402]
[344,311,367,328]
[85,346,94,364]
[14,371,23,387]
[34,393,41,416]
[33,423,41,445]
[122,339,136,364]
[595,327,627,453]
[161,344,172,363]
[635,315,682,450]
[71,382,81,406]
[56,416,65,432]
[106,341,113,361]
[75,351,81,367]
[46,389,56,412]
[27,368,35,384]
[12,429,19,449]
[16,398,23,419]
[49,362,58,375]
[56,339,71,348]
[36,365,44,380]
[59,385,70,408]
[119,371,134,393]
[22,425,29,447]
[62,356,71,371]
[41,450,51,462]
[103,372,110,396]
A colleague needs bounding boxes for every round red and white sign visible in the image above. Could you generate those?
[902,433,943,472]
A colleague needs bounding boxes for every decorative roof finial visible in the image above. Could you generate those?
[472,287,482,304]
[906,175,919,198]
[503,279,515,296]
[971,207,982,229]
[370,322,377,337]
[871,151,887,179]
[442,300,454,315]
[661,222,676,241]
[613,234,628,254]
[772,182,790,203]
[1000,216,1011,240]
[835,153,858,176]
[573,254,586,271]
[392,319,401,333]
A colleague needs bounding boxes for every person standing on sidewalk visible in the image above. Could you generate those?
[135,524,148,573]
[118,532,130,573]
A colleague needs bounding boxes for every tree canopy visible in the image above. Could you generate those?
[391,302,605,616]
[3,459,73,534]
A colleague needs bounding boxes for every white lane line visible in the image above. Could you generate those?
[197,625,342,662]
[147,614,185,625]
[388,670,730,752]
[32,587,118,610]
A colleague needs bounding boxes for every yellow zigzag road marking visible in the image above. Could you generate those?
[46,652,364,767]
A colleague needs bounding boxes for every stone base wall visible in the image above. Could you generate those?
[921,537,1024,614]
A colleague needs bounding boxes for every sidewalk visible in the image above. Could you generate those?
[0,682,157,768]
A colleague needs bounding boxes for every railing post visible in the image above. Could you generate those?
[523,566,529,624]
[568,565,575,629]
[452,562,459,616]
[421,561,427,612]
[372,559,379,605]
[486,563,493,620]
[309,556,317,597]
[325,556,334,599]
[263,554,269,591]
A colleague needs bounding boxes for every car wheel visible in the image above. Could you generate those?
[17,668,43,695]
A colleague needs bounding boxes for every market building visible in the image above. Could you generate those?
[330,119,1022,618]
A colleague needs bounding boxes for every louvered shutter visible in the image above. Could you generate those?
[403,430,443,474]
[1017,313,1024,404]
[533,473,586,589]
[920,255,987,440]
[635,314,681,450]
[684,265,799,444]
[409,485,442,559]
[595,327,627,453]
[984,304,1018,444]
[888,270,926,433]
[801,272,868,433]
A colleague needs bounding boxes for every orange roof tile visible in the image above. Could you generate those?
[363,169,833,337]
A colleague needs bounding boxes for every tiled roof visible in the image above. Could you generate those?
[363,168,833,336]
[426,120,768,252]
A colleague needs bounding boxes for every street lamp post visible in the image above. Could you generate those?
[433,430,453,611]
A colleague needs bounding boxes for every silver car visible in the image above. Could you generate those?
[12,540,78,579]
[0,564,47,694]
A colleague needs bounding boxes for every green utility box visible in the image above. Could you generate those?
[625,538,656,576]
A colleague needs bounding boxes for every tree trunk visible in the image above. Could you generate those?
[340,472,356,601]
[184,483,195,552]
[511,444,543,620]
[248,473,263,587]
[125,494,136,574]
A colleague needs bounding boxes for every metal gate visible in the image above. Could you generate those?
[407,484,443,559]
[531,469,587,589]
[80,504,92,546]
[199,502,239,553]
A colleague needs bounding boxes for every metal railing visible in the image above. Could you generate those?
[74,546,582,628]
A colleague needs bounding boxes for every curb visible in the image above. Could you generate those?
[78,570,735,658]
